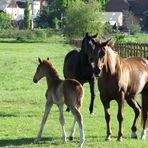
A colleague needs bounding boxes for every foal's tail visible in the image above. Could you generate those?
[76,84,84,110]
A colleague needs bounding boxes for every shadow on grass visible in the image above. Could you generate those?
[0,112,18,117]
[0,137,57,147]
[0,40,48,44]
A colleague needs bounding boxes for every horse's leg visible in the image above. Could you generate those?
[101,100,112,141]
[126,98,141,139]
[57,104,67,142]
[116,92,124,141]
[89,78,95,115]
[141,92,148,140]
[69,119,76,140]
[70,106,85,148]
[66,107,70,112]
[34,100,53,143]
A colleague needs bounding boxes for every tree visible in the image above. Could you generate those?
[124,11,141,35]
[0,13,11,29]
[83,0,108,9]
[64,0,104,38]
[24,0,30,30]
[45,0,69,28]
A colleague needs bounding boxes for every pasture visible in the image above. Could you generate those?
[0,41,147,148]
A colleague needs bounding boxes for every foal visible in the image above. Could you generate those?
[33,58,85,147]
[91,40,148,141]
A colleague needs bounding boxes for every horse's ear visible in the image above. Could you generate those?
[102,39,113,47]
[107,39,114,47]
[85,32,89,38]
[38,58,42,63]
[91,33,98,38]
[47,57,49,60]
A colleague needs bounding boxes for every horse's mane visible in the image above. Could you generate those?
[43,60,59,78]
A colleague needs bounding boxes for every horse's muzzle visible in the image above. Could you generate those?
[93,67,101,77]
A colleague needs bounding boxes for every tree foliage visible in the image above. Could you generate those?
[24,0,30,30]
[63,0,104,38]
[0,13,11,29]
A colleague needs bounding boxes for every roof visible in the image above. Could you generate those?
[128,0,148,14]
[0,0,40,10]
[106,0,148,15]
[0,0,12,11]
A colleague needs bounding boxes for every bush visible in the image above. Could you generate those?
[113,30,125,42]
[0,29,47,41]
[33,29,47,39]
[128,24,141,35]
[0,13,11,29]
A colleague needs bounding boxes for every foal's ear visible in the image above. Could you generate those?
[38,58,42,63]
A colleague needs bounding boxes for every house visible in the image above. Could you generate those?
[0,0,40,21]
[101,12,123,27]
[105,0,148,30]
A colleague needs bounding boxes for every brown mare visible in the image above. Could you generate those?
[91,40,148,141]
[33,58,85,147]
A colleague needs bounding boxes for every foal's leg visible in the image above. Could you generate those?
[101,100,112,141]
[34,100,53,143]
[141,93,148,140]
[89,78,95,115]
[57,104,67,142]
[69,119,76,140]
[126,98,141,139]
[70,106,85,147]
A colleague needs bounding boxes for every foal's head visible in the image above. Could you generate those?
[91,39,114,77]
[81,32,97,63]
[33,58,58,83]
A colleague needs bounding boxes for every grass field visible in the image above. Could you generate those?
[0,41,147,148]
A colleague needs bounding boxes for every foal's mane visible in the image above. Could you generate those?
[42,60,59,78]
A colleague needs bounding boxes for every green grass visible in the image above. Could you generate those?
[0,42,147,148]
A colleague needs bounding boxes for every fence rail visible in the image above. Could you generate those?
[69,39,148,59]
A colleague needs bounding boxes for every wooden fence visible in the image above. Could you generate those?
[114,43,148,59]
[69,39,148,59]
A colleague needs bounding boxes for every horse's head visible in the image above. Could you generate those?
[33,58,49,83]
[91,39,114,77]
[81,32,98,63]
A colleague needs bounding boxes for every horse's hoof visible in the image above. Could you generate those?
[69,136,74,141]
[117,137,123,142]
[90,112,94,116]
[34,138,40,143]
[62,137,67,142]
[141,129,146,140]
[105,136,111,141]
[131,131,138,139]
[79,141,84,148]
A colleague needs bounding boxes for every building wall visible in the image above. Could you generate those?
[3,0,40,21]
